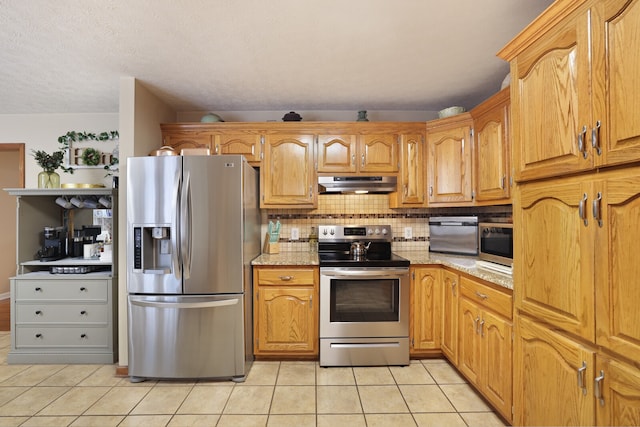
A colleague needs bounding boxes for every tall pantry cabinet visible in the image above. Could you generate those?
[499,0,640,425]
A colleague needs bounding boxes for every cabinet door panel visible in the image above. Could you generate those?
[317,135,357,173]
[514,315,595,427]
[596,355,640,426]
[458,298,481,385]
[593,0,640,167]
[511,5,592,180]
[595,171,640,360]
[441,270,459,364]
[427,124,472,204]
[410,267,440,352]
[515,179,595,341]
[360,134,398,172]
[255,286,316,353]
[482,310,512,419]
[217,134,261,163]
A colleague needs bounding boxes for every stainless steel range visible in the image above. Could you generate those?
[318,224,410,367]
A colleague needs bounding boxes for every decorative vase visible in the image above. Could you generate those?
[38,170,60,189]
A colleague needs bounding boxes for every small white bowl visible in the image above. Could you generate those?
[438,106,466,118]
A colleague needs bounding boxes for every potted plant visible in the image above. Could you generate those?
[32,149,65,188]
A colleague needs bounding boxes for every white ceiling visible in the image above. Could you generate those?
[0,0,554,115]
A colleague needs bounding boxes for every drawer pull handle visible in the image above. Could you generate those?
[35,333,43,339]
[80,334,87,339]
[594,370,605,407]
[475,291,488,300]
[577,361,588,395]
[279,276,293,281]
[80,310,87,315]
[35,287,42,292]
[80,287,87,292]
[35,310,42,316]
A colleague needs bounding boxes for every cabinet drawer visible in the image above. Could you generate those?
[15,326,110,349]
[15,280,108,302]
[460,276,512,319]
[15,303,109,325]
[256,268,315,285]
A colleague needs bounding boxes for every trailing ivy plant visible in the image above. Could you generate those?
[57,130,119,176]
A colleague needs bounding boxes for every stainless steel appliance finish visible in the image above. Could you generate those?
[127,155,260,382]
[318,225,410,367]
[428,216,479,256]
[318,176,397,194]
[479,221,513,267]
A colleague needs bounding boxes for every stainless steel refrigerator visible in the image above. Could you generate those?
[126,155,260,382]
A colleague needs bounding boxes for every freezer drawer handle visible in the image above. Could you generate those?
[131,298,240,309]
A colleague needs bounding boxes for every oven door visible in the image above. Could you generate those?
[319,267,409,338]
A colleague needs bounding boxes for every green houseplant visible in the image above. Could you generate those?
[32,149,65,188]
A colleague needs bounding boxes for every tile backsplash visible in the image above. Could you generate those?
[263,194,511,253]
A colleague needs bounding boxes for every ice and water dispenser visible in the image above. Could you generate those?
[133,226,173,274]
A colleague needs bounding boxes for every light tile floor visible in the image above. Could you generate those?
[0,332,507,426]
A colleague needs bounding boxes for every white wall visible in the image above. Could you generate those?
[0,114,119,188]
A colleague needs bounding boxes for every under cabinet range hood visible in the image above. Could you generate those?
[318,176,397,194]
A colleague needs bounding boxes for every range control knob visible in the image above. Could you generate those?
[367,228,374,235]
[381,228,388,235]
[374,228,381,235]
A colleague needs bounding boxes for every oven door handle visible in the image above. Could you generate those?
[321,269,409,279]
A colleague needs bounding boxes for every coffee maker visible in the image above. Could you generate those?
[37,226,67,261]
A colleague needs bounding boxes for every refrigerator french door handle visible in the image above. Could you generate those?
[181,170,192,279]
[172,169,182,280]
[130,298,240,309]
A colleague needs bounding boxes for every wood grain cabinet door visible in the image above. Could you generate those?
[510,2,593,181]
[410,267,441,353]
[261,134,316,208]
[515,177,596,342]
[392,134,426,207]
[595,354,640,426]
[427,123,473,205]
[316,134,358,173]
[440,269,459,364]
[359,134,399,173]
[458,297,482,386]
[216,133,262,164]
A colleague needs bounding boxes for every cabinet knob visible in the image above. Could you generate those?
[34,287,42,292]
[279,276,293,281]
[80,310,87,316]
[35,333,43,339]
[80,287,87,292]
[80,334,88,339]
[35,310,42,316]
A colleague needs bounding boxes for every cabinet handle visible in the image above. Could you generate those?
[429,186,433,197]
[310,295,313,309]
[35,287,42,292]
[577,125,588,159]
[474,316,481,335]
[361,154,365,167]
[592,192,603,227]
[80,333,88,339]
[480,319,485,337]
[578,193,588,226]
[591,120,602,156]
[403,184,408,197]
[500,175,506,189]
[351,154,356,166]
[452,281,457,296]
[215,144,219,154]
[577,361,588,395]
[279,276,293,281]
[80,287,87,292]
[594,370,605,407]
[475,291,488,300]
[35,310,42,316]
[35,333,43,339]
[80,310,87,315]
[309,185,313,198]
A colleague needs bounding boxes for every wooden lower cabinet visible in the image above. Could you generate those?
[440,269,459,364]
[596,354,640,426]
[458,276,513,423]
[253,266,318,357]
[515,314,596,427]
[410,267,441,354]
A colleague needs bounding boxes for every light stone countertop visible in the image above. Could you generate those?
[252,251,512,291]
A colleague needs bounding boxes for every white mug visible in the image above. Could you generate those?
[70,197,85,208]
[55,197,73,209]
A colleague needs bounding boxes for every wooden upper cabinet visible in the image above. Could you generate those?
[471,87,511,203]
[501,0,640,181]
[317,133,398,173]
[426,114,474,205]
[591,0,640,167]
[261,133,316,208]
[217,133,262,164]
[316,135,358,173]
[162,130,213,153]
[360,134,399,172]
[390,133,426,208]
